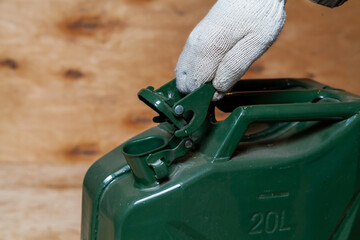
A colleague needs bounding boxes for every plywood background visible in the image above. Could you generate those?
[0,0,359,239]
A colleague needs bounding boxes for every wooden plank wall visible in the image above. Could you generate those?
[0,0,359,239]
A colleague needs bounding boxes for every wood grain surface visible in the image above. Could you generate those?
[0,0,359,239]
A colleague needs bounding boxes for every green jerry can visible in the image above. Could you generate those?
[81,78,360,240]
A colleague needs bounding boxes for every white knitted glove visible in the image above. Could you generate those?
[176,0,286,99]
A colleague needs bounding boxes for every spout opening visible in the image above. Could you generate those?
[122,135,168,157]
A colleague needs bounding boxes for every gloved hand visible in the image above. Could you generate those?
[176,0,286,99]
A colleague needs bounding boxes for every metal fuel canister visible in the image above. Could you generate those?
[81,78,360,240]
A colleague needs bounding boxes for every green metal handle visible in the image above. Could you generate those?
[217,78,351,112]
[202,101,360,160]
[217,89,343,112]
[127,78,360,186]
[229,78,327,92]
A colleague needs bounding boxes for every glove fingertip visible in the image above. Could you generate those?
[175,69,190,94]
[213,74,237,93]
[212,91,225,101]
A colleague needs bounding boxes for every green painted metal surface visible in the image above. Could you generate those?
[81,78,360,240]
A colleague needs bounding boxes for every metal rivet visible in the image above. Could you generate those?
[174,105,184,115]
[185,140,193,149]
